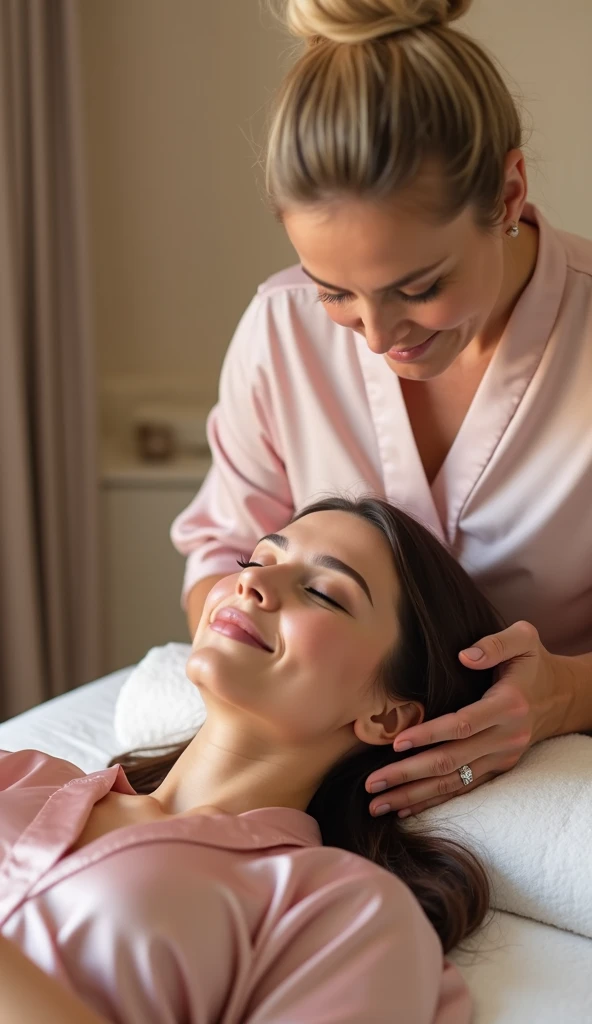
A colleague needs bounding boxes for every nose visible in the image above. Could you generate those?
[236,565,281,611]
[359,305,412,355]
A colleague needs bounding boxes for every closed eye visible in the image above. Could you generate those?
[305,587,347,612]
[398,280,443,304]
[316,279,443,306]
[316,291,350,306]
[237,560,348,613]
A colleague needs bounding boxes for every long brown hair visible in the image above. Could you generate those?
[111,496,503,952]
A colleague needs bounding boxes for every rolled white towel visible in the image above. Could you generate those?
[113,643,204,750]
[410,733,592,939]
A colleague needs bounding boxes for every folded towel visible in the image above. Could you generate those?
[114,643,203,750]
[412,733,592,939]
[452,911,592,1024]
[114,645,592,939]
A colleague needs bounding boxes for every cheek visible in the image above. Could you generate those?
[422,290,478,331]
[425,266,503,332]
[207,575,238,605]
[284,610,339,657]
[276,616,373,740]
[192,575,238,644]
[282,612,375,685]
[458,246,505,317]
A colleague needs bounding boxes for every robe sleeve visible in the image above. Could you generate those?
[241,864,472,1024]
[170,293,294,608]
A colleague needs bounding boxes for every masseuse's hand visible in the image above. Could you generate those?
[366,621,569,818]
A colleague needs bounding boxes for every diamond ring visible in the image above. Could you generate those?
[458,764,473,786]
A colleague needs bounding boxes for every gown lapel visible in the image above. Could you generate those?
[359,204,566,550]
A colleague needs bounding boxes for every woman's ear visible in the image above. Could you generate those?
[353,700,424,746]
[502,148,528,228]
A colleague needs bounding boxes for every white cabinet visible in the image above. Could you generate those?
[99,449,209,674]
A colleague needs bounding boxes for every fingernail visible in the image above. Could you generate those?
[462,646,484,661]
[398,809,412,819]
[394,740,413,752]
[368,780,387,793]
[372,803,391,817]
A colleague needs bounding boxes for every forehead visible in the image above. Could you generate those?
[283,194,476,290]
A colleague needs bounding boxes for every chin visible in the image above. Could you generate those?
[186,645,259,703]
[186,645,228,687]
[387,341,456,380]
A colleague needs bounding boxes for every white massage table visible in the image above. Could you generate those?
[0,674,589,1024]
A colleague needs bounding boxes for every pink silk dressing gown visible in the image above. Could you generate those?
[172,204,592,657]
[0,749,470,1023]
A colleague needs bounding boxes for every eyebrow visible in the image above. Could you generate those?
[259,533,374,606]
[301,258,447,295]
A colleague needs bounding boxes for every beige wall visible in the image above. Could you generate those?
[462,1,592,236]
[79,0,295,397]
[79,0,592,401]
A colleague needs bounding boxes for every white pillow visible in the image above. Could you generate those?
[114,643,204,749]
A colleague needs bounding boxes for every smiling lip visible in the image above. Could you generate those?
[387,332,438,363]
[210,607,273,652]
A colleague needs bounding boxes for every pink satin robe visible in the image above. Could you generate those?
[0,748,470,1022]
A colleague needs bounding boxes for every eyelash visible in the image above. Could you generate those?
[317,280,443,306]
[236,558,346,611]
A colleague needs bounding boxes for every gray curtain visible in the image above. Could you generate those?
[0,0,100,720]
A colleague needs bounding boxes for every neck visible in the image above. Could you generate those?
[150,715,356,819]
[475,219,539,355]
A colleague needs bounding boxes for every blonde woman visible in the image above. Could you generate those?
[173,0,592,818]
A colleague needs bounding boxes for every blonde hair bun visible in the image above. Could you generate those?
[284,0,472,44]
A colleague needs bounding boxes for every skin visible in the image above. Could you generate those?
[152,510,422,819]
[282,153,538,381]
[0,932,111,1024]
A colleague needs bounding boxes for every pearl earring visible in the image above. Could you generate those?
[506,222,520,238]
